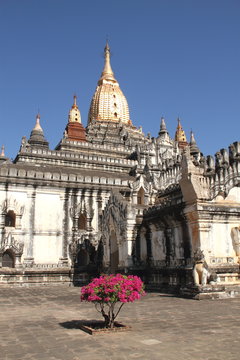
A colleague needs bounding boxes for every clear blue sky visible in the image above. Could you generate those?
[0,0,239,160]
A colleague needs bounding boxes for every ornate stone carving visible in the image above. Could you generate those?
[0,232,24,268]
[0,232,24,255]
[101,192,130,247]
[130,174,150,193]
[1,198,24,216]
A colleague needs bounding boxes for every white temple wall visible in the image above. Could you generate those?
[33,192,63,264]
[0,184,68,265]
[33,235,62,264]
[207,222,240,259]
[34,192,62,232]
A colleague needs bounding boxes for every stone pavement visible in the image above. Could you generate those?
[0,286,239,360]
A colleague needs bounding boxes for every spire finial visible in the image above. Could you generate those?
[158,117,168,136]
[190,129,196,144]
[105,35,109,50]
[189,130,200,154]
[100,41,116,82]
[33,113,43,131]
[160,117,166,131]
[73,94,77,106]
[177,117,181,129]
[1,145,5,157]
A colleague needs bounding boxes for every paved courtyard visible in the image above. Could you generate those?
[0,286,239,360]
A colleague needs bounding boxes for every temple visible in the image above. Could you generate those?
[0,43,239,299]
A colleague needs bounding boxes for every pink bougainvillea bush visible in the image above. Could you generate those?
[81,274,145,328]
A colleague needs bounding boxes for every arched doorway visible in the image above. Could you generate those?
[2,250,15,268]
[77,249,89,266]
[137,187,145,205]
[110,230,119,273]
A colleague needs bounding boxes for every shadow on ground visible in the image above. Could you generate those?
[59,319,100,329]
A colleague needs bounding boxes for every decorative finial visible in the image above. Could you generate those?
[158,117,168,136]
[33,113,43,131]
[177,117,181,129]
[105,36,110,51]
[1,145,5,157]
[73,94,77,107]
[100,41,115,82]
[160,117,166,131]
[190,130,196,145]
[189,130,200,154]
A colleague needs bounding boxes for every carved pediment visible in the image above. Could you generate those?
[130,174,151,193]
[0,232,24,255]
[1,198,24,216]
[70,198,94,219]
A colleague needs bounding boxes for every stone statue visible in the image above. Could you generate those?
[215,151,223,169]
[192,249,210,286]
[206,155,215,172]
[231,226,240,257]
[229,142,240,165]
[20,136,28,151]
[220,148,229,167]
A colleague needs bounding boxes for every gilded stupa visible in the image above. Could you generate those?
[88,42,131,125]
[175,118,188,149]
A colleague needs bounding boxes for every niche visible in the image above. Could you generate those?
[5,210,16,227]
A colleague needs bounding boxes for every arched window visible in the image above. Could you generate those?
[137,187,145,205]
[5,210,16,227]
[78,213,87,230]
[2,250,15,268]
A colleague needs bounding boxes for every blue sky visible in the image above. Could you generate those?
[0,0,239,160]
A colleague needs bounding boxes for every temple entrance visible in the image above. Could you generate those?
[2,250,15,268]
[77,249,89,266]
[110,230,119,273]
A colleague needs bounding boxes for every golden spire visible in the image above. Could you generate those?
[175,118,188,148]
[88,43,131,125]
[99,42,116,83]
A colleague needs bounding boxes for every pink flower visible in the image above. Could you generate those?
[81,274,145,305]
